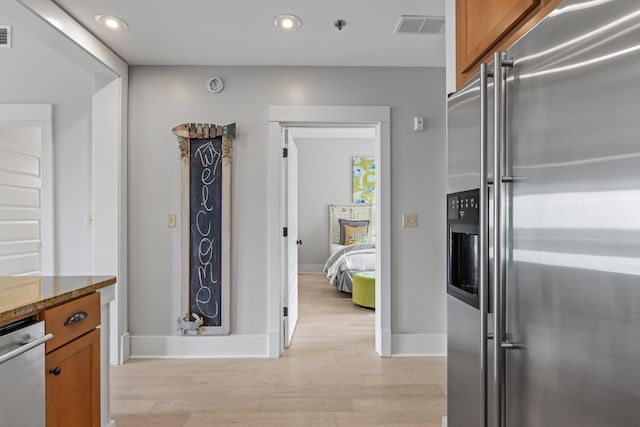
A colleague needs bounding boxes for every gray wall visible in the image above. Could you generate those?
[128,65,447,350]
[295,137,375,272]
[0,5,95,274]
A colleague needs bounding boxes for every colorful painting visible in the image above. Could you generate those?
[352,156,376,204]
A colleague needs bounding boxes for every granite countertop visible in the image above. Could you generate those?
[0,276,116,326]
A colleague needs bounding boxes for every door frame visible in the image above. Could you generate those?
[268,105,391,357]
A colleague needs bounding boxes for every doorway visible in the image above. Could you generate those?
[267,105,391,357]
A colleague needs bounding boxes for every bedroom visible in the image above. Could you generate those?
[289,126,377,345]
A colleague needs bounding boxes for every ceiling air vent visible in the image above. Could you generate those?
[0,26,11,48]
[394,16,445,35]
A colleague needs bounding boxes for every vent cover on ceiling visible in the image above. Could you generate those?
[394,16,445,35]
[0,26,11,48]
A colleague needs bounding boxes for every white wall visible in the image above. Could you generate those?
[128,65,447,356]
[0,4,95,274]
[295,136,375,273]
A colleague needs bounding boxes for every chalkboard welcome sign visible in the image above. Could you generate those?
[172,122,235,335]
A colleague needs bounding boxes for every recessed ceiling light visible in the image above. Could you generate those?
[94,14,129,31]
[274,14,301,31]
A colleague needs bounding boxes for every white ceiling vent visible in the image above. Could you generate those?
[394,16,444,35]
[0,26,11,48]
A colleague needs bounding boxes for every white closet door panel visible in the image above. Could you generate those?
[0,253,40,275]
[0,208,40,221]
[0,150,40,176]
[0,185,40,207]
[0,240,41,256]
[0,221,40,242]
[0,128,41,156]
[0,170,41,189]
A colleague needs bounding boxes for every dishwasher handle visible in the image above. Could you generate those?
[0,333,53,365]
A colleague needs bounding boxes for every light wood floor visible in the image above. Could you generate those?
[111,274,447,426]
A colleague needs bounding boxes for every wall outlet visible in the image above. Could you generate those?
[402,213,417,228]
[413,116,424,131]
[86,214,93,227]
[168,213,177,228]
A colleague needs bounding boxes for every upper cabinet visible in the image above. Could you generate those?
[455,0,564,89]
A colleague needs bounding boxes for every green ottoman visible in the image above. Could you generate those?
[352,271,376,308]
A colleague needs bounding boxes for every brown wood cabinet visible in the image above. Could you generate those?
[41,293,100,427]
[456,0,564,88]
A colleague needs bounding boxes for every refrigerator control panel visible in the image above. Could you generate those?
[447,189,479,222]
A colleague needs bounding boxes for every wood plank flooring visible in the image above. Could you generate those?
[111,274,447,426]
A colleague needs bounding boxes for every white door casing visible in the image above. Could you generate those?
[268,105,391,358]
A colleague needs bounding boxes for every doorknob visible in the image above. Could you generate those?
[296,240,303,246]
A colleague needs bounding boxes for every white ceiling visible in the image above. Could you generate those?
[52,0,446,67]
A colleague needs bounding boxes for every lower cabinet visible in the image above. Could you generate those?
[45,329,100,427]
[41,293,101,427]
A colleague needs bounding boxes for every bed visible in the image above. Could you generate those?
[323,204,376,292]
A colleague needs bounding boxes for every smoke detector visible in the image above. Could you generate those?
[394,16,445,35]
[0,26,12,48]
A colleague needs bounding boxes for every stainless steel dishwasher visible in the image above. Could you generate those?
[0,319,53,427]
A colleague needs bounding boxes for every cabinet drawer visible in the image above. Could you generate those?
[41,292,100,353]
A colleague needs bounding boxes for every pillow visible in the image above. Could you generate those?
[338,219,369,244]
[344,225,368,245]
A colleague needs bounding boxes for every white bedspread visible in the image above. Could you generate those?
[323,243,375,292]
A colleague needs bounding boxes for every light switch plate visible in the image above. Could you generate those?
[168,213,177,228]
[402,213,417,228]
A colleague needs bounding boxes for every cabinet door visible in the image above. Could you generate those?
[457,0,539,73]
[46,329,100,427]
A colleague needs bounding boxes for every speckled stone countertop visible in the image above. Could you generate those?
[0,276,116,326]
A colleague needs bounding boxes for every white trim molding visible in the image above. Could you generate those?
[99,285,116,427]
[299,265,324,274]
[391,333,447,356]
[129,335,269,358]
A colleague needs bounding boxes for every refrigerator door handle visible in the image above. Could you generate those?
[479,62,490,427]
[492,51,513,427]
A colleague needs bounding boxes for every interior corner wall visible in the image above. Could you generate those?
[127,66,447,357]
[295,137,375,273]
[0,9,95,274]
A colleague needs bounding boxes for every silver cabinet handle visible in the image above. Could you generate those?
[479,61,490,427]
[0,333,53,365]
[64,311,88,326]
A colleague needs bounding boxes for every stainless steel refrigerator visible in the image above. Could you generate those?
[446,1,640,426]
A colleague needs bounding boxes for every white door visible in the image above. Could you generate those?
[282,128,299,348]
[0,105,54,276]
[0,126,43,275]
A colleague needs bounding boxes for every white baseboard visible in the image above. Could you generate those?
[391,333,447,356]
[299,264,324,274]
[442,416,447,427]
[129,334,269,358]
